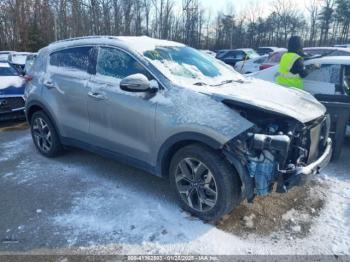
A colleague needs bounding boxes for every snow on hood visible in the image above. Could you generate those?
[147,55,325,124]
[0,76,24,90]
[187,78,326,123]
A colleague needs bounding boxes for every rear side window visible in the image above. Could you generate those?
[50,47,92,72]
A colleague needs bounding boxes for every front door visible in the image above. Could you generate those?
[87,46,157,165]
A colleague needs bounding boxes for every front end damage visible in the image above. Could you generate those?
[223,102,333,202]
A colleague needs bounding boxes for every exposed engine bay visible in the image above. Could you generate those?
[223,100,331,201]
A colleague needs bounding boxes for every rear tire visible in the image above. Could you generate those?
[30,111,63,157]
[169,144,241,222]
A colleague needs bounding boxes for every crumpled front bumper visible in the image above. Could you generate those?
[282,138,333,190]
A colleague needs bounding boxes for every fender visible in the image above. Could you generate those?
[156,132,223,177]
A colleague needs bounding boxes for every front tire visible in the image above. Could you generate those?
[169,144,241,222]
[30,111,63,157]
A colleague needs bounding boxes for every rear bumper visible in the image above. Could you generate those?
[0,110,25,121]
[282,138,333,190]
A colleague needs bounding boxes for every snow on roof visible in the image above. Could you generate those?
[304,46,350,52]
[117,36,185,53]
[48,36,185,54]
[306,56,350,65]
[236,48,255,51]
[258,46,282,49]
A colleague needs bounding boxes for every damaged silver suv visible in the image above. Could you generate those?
[25,36,332,221]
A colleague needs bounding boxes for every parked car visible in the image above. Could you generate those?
[25,36,332,222]
[0,62,26,121]
[216,48,260,67]
[256,47,286,56]
[234,55,268,74]
[259,47,350,71]
[253,56,350,96]
[8,52,32,75]
[254,54,350,102]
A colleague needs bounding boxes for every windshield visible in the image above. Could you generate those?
[143,46,243,86]
[0,66,19,76]
[10,54,28,65]
[0,54,9,62]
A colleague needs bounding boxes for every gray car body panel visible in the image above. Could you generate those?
[189,78,326,124]
[25,36,326,177]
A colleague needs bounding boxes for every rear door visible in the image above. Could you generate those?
[43,46,95,141]
[87,46,157,165]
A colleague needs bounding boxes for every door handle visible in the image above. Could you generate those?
[88,91,106,100]
[44,81,55,89]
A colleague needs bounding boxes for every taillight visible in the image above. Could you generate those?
[24,75,33,82]
[259,64,272,70]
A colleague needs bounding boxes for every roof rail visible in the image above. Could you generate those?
[49,35,119,46]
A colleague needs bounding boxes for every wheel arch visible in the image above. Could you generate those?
[156,132,224,178]
[26,100,62,138]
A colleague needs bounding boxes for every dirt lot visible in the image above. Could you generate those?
[0,121,349,255]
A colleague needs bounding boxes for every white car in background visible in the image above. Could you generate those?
[259,47,350,71]
[234,55,268,74]
[252,56,350,96]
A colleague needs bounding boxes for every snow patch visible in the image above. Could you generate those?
[243,214,256,229]
[118,36,185,54]
[0,76,24,90]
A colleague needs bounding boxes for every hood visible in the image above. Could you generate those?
[189,78,326,124]
[0,76,25,96]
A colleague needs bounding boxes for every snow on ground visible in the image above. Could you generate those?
[0,128,349,255]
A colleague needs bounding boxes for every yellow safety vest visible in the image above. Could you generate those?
[276,52,304,90]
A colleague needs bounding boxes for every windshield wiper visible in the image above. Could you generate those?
[211,79,244,87]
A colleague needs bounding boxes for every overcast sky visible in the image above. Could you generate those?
[195,0,308,16]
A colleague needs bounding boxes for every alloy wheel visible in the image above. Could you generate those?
[32,117,52,153]
[175,157,218,212]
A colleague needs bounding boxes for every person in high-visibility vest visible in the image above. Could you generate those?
[276,36,311,90]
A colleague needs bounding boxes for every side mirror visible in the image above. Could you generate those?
[120,74,151,92]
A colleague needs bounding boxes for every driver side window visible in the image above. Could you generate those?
[97,47,152,80]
